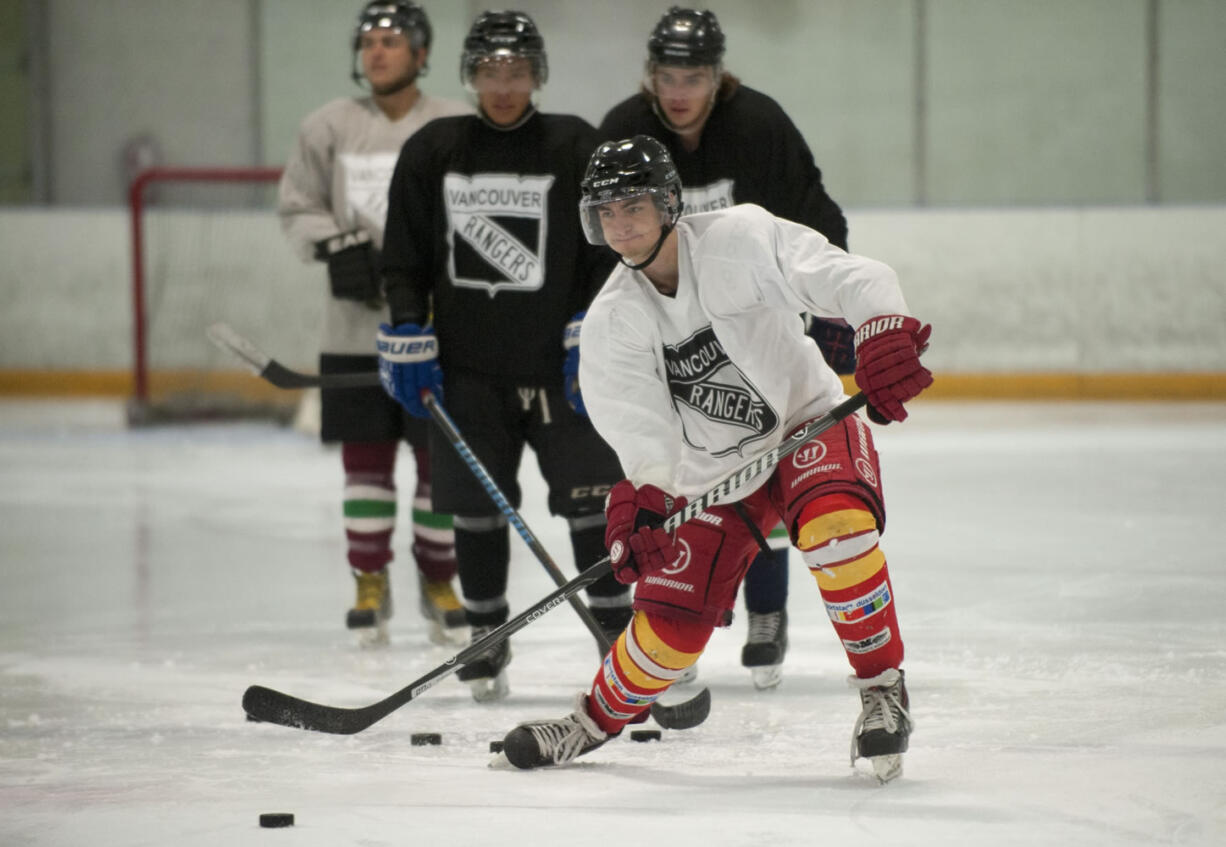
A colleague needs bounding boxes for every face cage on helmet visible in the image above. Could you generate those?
[579,187,677,247]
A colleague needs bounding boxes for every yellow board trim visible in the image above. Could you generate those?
[3,370,1224,400]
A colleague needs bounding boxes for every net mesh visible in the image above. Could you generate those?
[129,169,324,424]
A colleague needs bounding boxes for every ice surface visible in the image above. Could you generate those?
[2,399,1224,846]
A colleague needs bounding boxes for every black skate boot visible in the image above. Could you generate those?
[457,624,511,702]
[741,609,788,690]
[502,693,612,769]
[849,668,911,783]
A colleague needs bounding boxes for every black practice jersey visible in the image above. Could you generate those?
[383,111,614,382]
[599,85,848,249]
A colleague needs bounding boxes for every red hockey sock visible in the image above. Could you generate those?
[342,441,398,573]
[797,495,904,677]
[409,446,456,581]
[586,612,711,735]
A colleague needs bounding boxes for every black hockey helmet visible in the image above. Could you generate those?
[579,135,684,249]
[460,10,548,87]
[647,7,725,67]
[351,2,432,83]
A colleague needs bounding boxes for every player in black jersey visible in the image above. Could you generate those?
[377,10,626,702]
[598,7,857,689]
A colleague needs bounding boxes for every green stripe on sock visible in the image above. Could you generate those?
[345,500,397,519]
[412,508,454,531]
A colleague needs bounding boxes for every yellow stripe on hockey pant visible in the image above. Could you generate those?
[810,547,886,591]
[613,612,702,690]
[797,507,877,551]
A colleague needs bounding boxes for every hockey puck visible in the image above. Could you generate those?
[411,732,442,746]
[259,813,294,828]
[630,729,662,742]
[489,740,504,754]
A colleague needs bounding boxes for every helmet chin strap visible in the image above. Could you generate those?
[620,223,674,271]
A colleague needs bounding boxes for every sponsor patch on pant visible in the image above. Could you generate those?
[842,626,892,654]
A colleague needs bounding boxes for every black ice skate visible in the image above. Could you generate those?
[346,569,392,647]
[848,668,911,783]
[456,624,511,702]
[502,693,612,769]
[741,609,788,690]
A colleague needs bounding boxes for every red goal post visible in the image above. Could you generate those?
[127,166,323,424]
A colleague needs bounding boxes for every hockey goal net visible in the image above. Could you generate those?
[128,166,323,425]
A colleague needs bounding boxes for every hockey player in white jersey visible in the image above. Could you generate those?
[277,2,470,646]
[501,136,932,783]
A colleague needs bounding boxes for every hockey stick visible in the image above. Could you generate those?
[241,389,869,734]
[206,322,381,389]
[422,392,711,731]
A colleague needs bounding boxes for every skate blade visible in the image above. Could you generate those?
[426,620,469,647]
[870,754,903,784]
[750,664,783,690]
[355,621,389,648]
[468,671,510,703]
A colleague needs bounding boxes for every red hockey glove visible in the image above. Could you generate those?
[604,480,687,585]
[854,315,933,423]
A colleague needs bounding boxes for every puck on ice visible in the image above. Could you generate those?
[630,729,662,742]
[411,732,442,746]
[489,740,504,753]
[259,813,294,828]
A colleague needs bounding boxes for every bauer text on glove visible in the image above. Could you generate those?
[377,323,443,419]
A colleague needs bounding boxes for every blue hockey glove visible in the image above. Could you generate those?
[376,322,442,419]
[562,310,586,417]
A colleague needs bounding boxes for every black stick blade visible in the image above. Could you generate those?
[651,686,712,730]
[242,685,376,735]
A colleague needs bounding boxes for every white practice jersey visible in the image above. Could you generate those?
[278,94,471,354]
[578,203,910,501]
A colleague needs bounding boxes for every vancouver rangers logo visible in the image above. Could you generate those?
[340,152,400,238]
[444,172,554,295]
[664,327,778,458]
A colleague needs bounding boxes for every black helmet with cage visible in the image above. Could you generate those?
[460,10,548,88]
[647,6,725,68]
[580,135,684,268]
[351,2,432,84]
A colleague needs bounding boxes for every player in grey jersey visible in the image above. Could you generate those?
[277,2,470,647]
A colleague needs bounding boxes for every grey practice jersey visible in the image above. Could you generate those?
[578,204,911,501]
[278,94,471,354]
